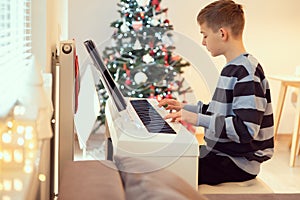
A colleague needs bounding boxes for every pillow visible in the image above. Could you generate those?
[58,160,126,200]
[114,155,207,200]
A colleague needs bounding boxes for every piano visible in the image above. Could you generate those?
[84,40,199,189]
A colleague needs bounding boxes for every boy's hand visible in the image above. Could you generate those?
[164,109,198,125]
[164,110,182,122]
[158,99,183,111]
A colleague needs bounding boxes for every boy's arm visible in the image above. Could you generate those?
[206,78,272,144]
[183,101,209,114]
[182,101,211,128]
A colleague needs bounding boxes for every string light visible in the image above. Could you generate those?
[0,104,39,198]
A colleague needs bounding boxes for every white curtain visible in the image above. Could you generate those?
[0,0,32,115]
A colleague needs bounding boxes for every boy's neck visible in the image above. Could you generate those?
[224,39,246,63]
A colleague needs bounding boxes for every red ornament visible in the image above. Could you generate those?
[149,49,155,56]
[149,41,155,56]
[164,19,170,25]
[126,69,130,76]
[156,5,160,11]
[164,54,168,62]
[123,63,127,70]
[152,0,159,6]
[125,78,132,85]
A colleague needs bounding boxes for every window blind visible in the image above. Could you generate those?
[0,0,32,115]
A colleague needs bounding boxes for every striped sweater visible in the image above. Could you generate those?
[184,53,274,175]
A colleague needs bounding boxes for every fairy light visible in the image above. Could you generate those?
[2,132,12,143]
[13,105,26,116]
[24,129,33,140]
[14,149,23,163]
[13,179,23,191]
[28,142,35,149]
[17,137,25,146]
[1,102,40,198]
[3,179,12,191]
[39,174,46,182]
[16,125,25,134]
[3,150,12,163]
[7,121,13,129]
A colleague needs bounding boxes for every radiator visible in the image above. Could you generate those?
[51,40,78,197]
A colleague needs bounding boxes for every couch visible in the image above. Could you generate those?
[58,156,300,200]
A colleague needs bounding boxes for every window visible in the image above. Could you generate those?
[0,0,32,114]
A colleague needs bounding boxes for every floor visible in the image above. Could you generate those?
[74,128,300,193]
[258,134,300,193]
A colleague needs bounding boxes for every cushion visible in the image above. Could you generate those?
[204,194,300,200]
[198,178,273,194]
[114,155,207,200]
[58,160,126,200]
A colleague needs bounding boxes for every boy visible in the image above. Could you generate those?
[158,0,274,185]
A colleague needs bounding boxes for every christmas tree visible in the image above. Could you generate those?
[96,0,192,127]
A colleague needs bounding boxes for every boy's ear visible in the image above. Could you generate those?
[219,28,228,41]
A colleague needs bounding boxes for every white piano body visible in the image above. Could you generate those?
[105,97,199,189]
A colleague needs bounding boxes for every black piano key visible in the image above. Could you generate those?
[130,100,176,134]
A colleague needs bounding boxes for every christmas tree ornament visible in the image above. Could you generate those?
[134,71,148,84]
[151,0,160,11]
[164,19,170,26]
[133,38,142,50]
[140,12,145,19]
[142,53,154,64]
[132,20,143,31]
[136,0,150,7]
[120,18,130,32]
[125,77,132,85]
[151,18,160,26]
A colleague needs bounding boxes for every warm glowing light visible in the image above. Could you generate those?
[14,105,26,116]
[2,132,12,143]
[25,131,33,140]
[25,126,33,134]
[24,159,33,173]
[17,137,25,146]
[0,182,3,190]
[0,151,3,159]
[23,165,33,174]
[3,179,12,191]
[14,149,23,163]
[3,150,12,163]
[28,142,35,149]
[17,125,25,134]
[39,174,46,182]
[7,121,13,128]
[13,179,23,191]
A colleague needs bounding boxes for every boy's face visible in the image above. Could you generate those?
[200,23,224,57]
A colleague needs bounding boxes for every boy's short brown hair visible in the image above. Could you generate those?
[197,0,245,37]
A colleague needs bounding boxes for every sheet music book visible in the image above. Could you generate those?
[84,40,127,112]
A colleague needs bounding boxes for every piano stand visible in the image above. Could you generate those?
[105,98,199,190]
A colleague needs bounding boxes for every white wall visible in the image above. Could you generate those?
[68,0,300,134]
[32,0,68,73]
